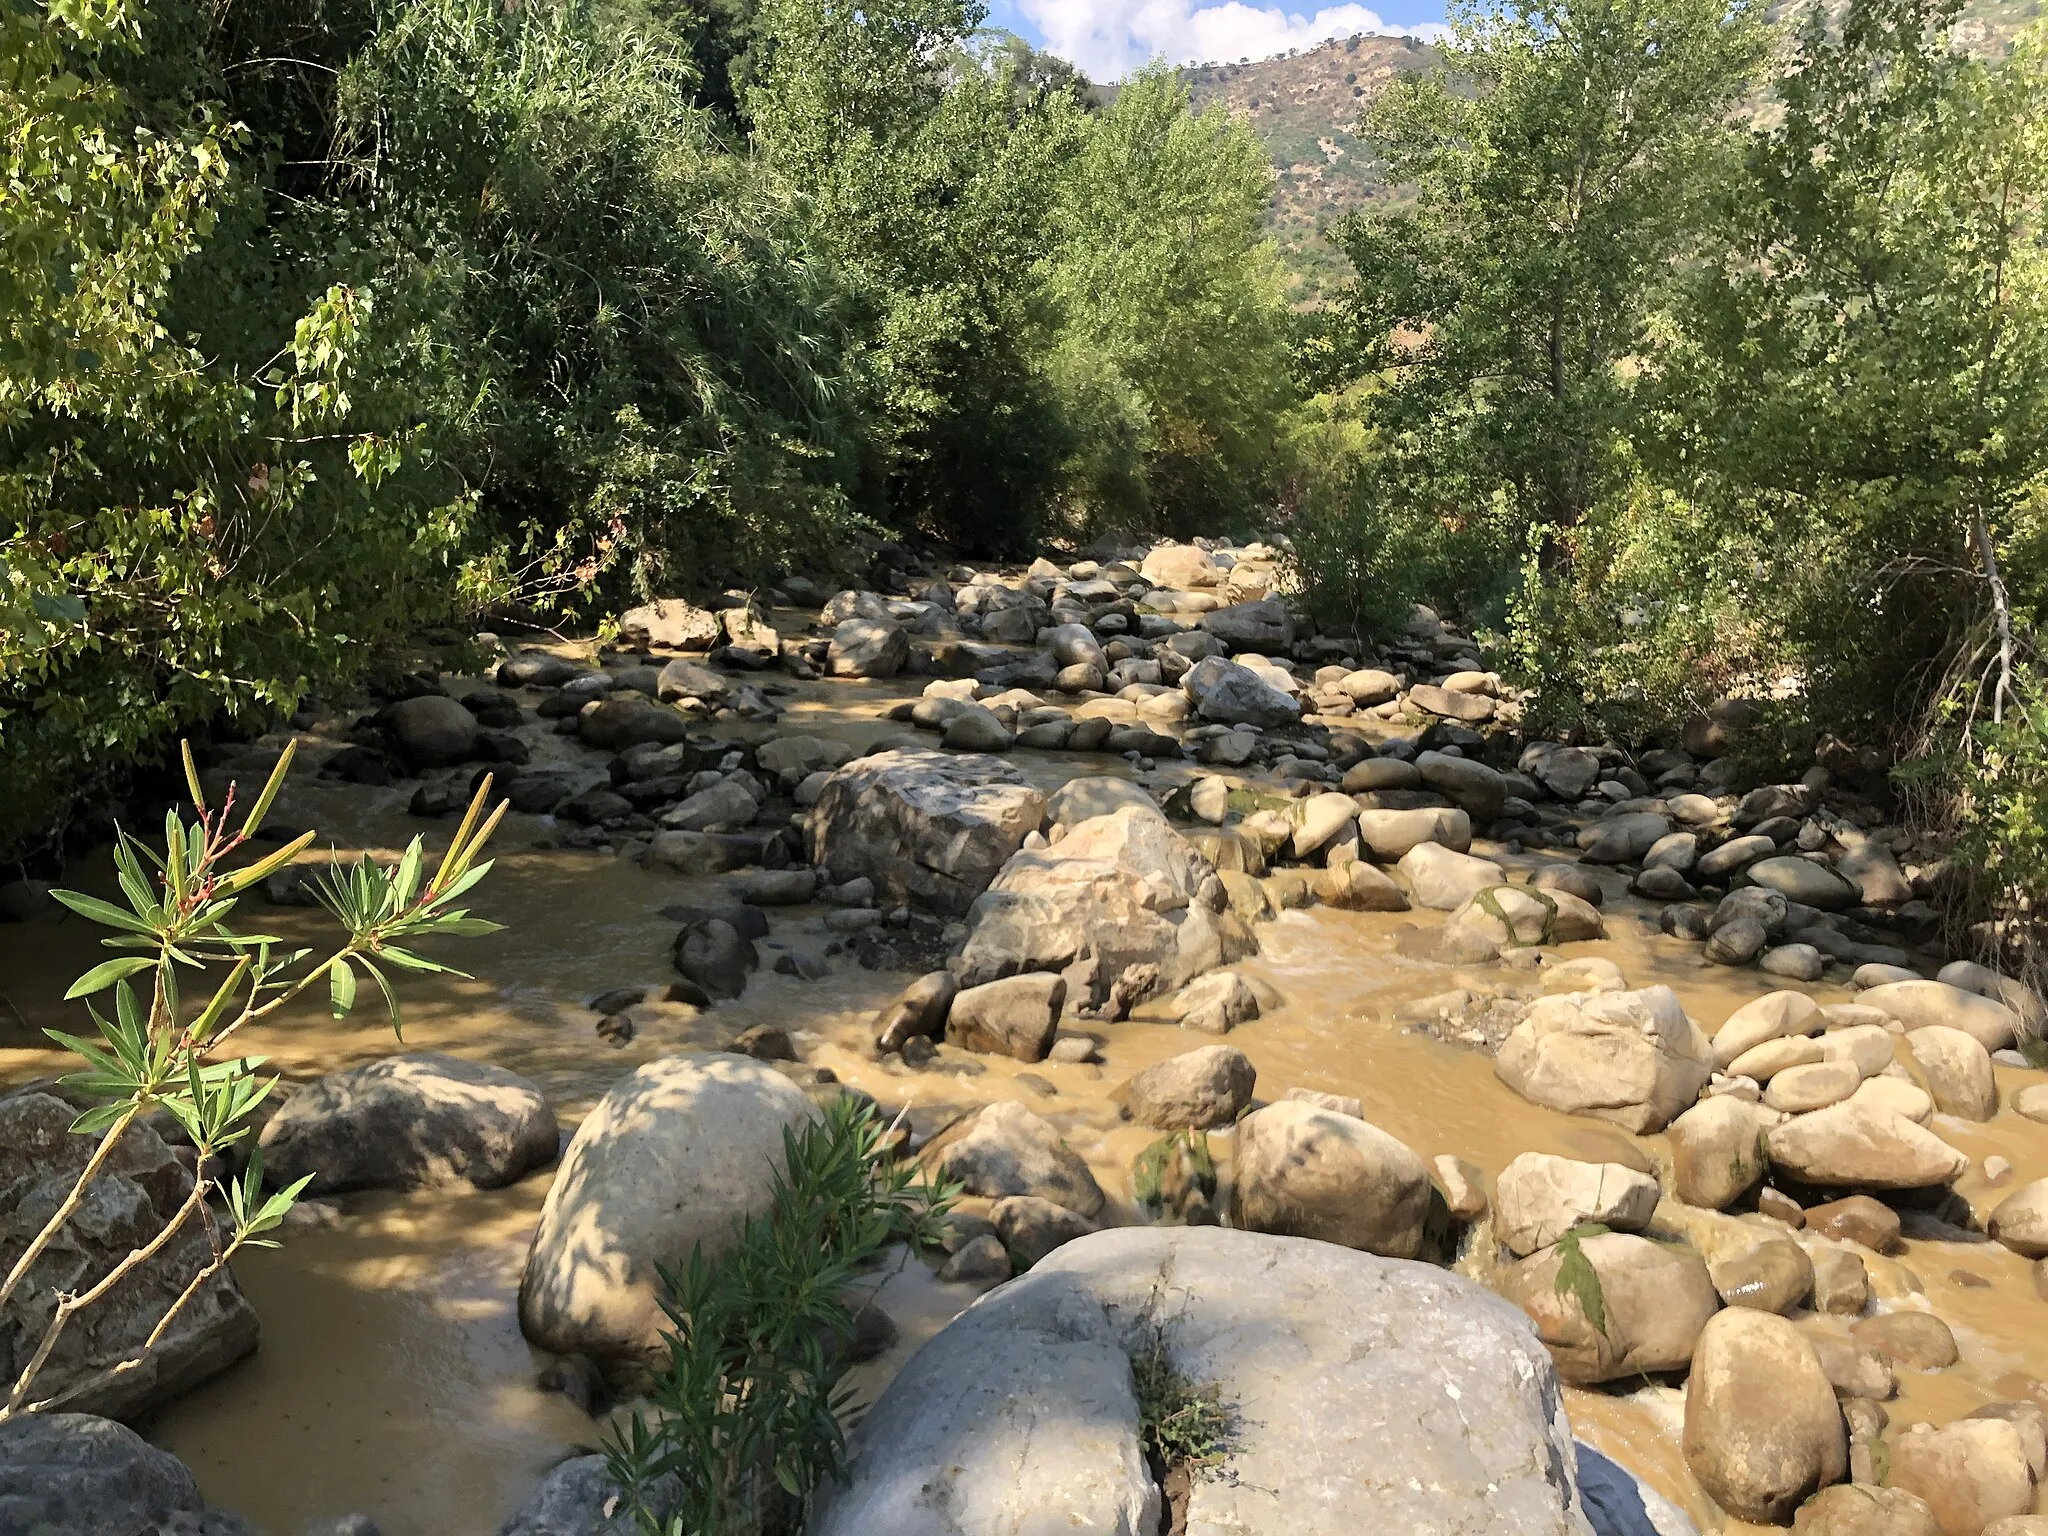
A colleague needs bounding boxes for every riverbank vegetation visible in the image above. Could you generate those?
[5,0,2048,934]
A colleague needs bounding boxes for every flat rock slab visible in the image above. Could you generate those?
[814,1226,1601,1536]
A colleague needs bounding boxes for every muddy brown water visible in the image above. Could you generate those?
[4,664,2047,1534]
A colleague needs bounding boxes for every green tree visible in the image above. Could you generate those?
[1332,0,1764,538]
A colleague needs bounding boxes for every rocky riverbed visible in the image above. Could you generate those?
[3,536,2047,1536]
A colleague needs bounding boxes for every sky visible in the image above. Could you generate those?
[982,0,1451,80]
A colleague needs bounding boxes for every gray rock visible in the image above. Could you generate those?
[0,1094,258,1422]
[0,1412,256,1536]
[658,777,759,833]
[1705,916,1768,965]
[1520,743,1603,801]
[956,804,1253,1011]
[1399,842,1506,910]
[1408,683,1495,722]
[495,1453,676,1536]
[808,749,1045,916]
[578,697,691,750]
[946,973,1065,1061]
[1183,655,1301,728]
[518,1055,817,1373]
[1746,856,1857,911]
[1231,1101,1431,1258]
[941,705,1014,752]
[827,617,910,678]
[257,1053,557,1195]
[652,658,728,705]
[873,971,958,1052]
[673,918,758,999]
[497,651,584,688]
[1196,597,1295,654]
[989,1195,1100,1268]
[1696,834,1776,881]
[1417,751,1507,821]
[1120,1045,1255,1129]
[813,1226,1607,1536]
[918,1101,1105,1216]
[386,694,480,769]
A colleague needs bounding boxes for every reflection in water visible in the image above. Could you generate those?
[3,670,2046,1533]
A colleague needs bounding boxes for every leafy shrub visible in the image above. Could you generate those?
[605,1095,955,1536]
[0,745,504,1419]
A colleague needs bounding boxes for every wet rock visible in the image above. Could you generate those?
[817,1225,1603,1536]
[257,1053,557,1195]
[1904,1026,1997,1120]
[1683,1309,1847,1523]
[1792,1485,1941,1536]
[498,650,585,688]
[1355,805,1473,859]
[827,617,910,677]
[1806,1197,1903,1253]
[1989,1178,2048,1258]
[1507,1232,1720,1384]
[1317,858,1412,911]
[1810,1247,1871,1315]
[942,705,1014,752]
[1494,985,1714,1134]
[1400,843,1507,910]
[1708,1236,1815,1314]
[1849,1311,1958,1369]
[386,694,481,769]
[1707,917,1769,965]
[1416,751,1507,821]
[1855,981,2020,1054]
[945,973,1065,1062]
[1230,1101,1430,1258]
[0,1412,256,1536]
[673,919,758,1000]
[917,1101,1105,1216]
[1493,1152,1660,1256]
[1891,1419,2036,1536]
[1120,1045,1255,1130]
[808,749,1046,916]
[732,867,816,906]
[989,1195,1099,1269]
[0,1093,258,1421]
[873,971,958,1053]
[1669,1096,1772,1209]
[1765,1102,1969,1190]
[519,1054,817,1372]
[956,804,1252,1010]
[1714,991,1825,1069]
[1166,968,1261,1034]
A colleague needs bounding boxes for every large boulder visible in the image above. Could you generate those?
[956,805,1253,1011]
[517,1054,817,1376]
[1399,843,1506,911]
[386,694,481,769]
[1682,1310,1847,1523]
[1668,1097,1772,1210]
[813,1226,1608,1536]
[1745,857,1858,911]
[1356,806,1474,860]
[1763,1101,1969,1189]
[1989,1178,2048,1258]
[1889,1419,2038,1536]
[917,1101,1105,1217]
[1506,1232,1720,1385]
[0,1412,255,1536]
[1417,751,1508,821]
[1904,1025,1997,1120]
[1139,544,1221,589]
[1183,656,1302,728]
[1520,743,1604,801]
[0,1092,258,1422]
[578,696,690,749]
[1447,883,1605,948]
[257,1052,557,1195]
[808,749,1046,916]
[946,973,1064,1061]
[1494,986,1715,1134]
[1229,1101,1431,1258]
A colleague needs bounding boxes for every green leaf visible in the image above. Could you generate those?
[329,957,358,1018]
[1552,1224,1612,1339]
[31,592,86,624]
[65,955,158,999]
[49,889,156,934]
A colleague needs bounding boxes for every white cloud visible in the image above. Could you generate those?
[1019,0,1443,80]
